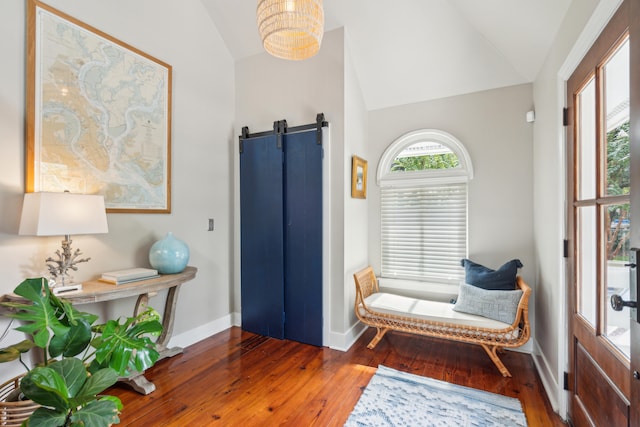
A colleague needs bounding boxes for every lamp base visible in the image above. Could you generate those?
[53,284,83,295]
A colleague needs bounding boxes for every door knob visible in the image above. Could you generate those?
[611,294,638,311]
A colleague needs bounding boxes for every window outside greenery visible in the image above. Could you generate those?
[390,142,459,172]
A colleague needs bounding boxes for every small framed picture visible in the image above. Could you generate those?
[351,155,368,199]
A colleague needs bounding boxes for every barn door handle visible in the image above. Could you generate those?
[611,294,638,311]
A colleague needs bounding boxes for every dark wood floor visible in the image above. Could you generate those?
[108,326,566,426]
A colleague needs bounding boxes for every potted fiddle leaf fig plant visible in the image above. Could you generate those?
[0,277,163,427]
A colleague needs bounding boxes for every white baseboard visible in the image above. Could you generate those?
[231,311,241,327]
[532,339,563,417]
[504,339,533,355]
[329,322,368,351]
[168,314,234,350]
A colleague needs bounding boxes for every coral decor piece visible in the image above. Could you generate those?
[45,237,91,286]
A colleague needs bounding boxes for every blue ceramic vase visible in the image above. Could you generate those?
[149,232,190,274]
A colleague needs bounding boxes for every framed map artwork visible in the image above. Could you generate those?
[26,0,172,213]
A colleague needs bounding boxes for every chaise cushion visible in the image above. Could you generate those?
[461,258,523,290]
[361,292,512,330]
[453,282,523,324]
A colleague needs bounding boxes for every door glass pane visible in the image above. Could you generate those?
[602,37,631,359]
[604,38,630,197]
[578,78,596,200]
[604,204,631,358]
[577,206,597,326]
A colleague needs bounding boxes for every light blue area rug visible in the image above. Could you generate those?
[345,365,527,427]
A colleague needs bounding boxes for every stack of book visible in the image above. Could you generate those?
[99,268,159,285]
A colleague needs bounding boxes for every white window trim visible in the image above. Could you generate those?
[377,129,474,187]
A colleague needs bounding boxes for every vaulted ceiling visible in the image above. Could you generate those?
[201,0,572,110]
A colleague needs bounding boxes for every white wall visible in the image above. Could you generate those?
[0,0,235,382]
[343,33,369,334]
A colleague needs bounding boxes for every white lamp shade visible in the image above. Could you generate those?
[19,192,109,236]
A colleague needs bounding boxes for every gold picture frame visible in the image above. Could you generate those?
[351,155,368,199]
[26,0,172,213]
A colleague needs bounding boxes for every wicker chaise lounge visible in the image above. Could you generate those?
[353,266,531,377]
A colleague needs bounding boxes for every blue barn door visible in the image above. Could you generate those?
[240,121,323,346]
[239,134,285,339]
[283,130,323,346]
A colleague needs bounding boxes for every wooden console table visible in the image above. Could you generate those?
[1,266,197,395]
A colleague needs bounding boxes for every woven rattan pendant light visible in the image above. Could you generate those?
[257,0,324,60]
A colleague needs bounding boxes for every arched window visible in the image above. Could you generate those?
[377,129,473,284]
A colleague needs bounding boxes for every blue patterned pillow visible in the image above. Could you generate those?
[461,258,523,290]
[453,283,523,324]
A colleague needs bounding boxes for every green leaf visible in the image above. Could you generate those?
[127,320,163,338]
[77,368,118,400]
[0,347,21,363]
[91,308,162,376]
[131,340,158,373]
[25,406,68,427]
[0,339,34,363]
[13,277,50,302]
[1,278,68,349]
[24,363,120,427]
[52,294,99,328]
[99,395,123,411]
[1,278,101,362]
[49,358,89,399]
[12,339,35,353]
[49,318,93,358]
[70,399,120,427]
[21,366,71,409]
[21,358,91,411]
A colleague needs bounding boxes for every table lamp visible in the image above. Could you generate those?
[19,192,109,294]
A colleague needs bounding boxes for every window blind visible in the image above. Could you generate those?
[381,183,466,284]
